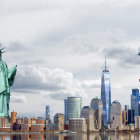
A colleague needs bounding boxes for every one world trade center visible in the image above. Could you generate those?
[101,59,111,125]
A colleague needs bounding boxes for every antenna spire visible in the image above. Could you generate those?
[105,57,107,70]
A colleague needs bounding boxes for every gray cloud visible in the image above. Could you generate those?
[103,47,140,65]
[13,68,64,91]
[6,42,28,52]
[44,89,86,100]
[12,66,101,100]
[59,29,140,68]
[11,95,27,103]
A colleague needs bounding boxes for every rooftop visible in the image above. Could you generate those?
[67,97,82,99]
[113,100,120,103]
[92,96,101,100]
[82,106,91,109]
[69,118,86,120]
[129,124,134,126]
[103,70,109,72]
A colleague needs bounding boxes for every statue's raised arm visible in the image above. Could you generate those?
[8,65,17,86]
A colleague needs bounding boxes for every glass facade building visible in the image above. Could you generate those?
[45,106,50,121]
[67,97,82,120]
[64,99,68,124]
[131,89,139,119]
[101,64,111,125]
[128,109,135,124]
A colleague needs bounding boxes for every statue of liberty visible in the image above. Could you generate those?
[0,48,17,117]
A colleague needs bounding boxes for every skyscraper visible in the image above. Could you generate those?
[123,105,129,125]
[67,97,82,120]
[125,105,129,112]
[128,109,135,124]
[45,106,51,122]
[110,100,122,130]
[90,97,103,130]
[101,59,111,125]
[64,99,68,124]
[131,89,139,119]
[81,106,95,131]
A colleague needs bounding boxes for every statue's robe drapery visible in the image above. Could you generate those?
[0,60,16,117]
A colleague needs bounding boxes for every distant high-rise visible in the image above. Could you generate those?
[123,105,129,125]
[131,89,139,118]
[128,109,135,124]
[64,99,68,124]
[67,97,82,120]
[122,109,126,125]
[101,59,111,125]
[110,100,122,129]
[45,106,50,122]
[90,97,103,130]
[125,105,129,112]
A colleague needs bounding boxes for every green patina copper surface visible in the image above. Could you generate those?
[0,48,17,117]
[92,96,101,100]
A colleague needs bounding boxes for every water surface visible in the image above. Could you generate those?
[0,133,139,140]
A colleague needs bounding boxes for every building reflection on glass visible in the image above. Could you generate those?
[68,133,87,140]
[88,133,101,140]
[45,134,57,140]
[10,134,44,140]
[10,134,29,140]
[106,133,135,140]
[0,133,140,140]
[0,135,10,140]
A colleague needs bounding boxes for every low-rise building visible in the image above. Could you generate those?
[20,118,31,131]
[31,118,44,132]
[135,116,140,131]
[68,118,87,132]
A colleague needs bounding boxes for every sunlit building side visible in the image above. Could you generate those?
[90,97,103,130]
[110,100,122,130]
[81,106,95,131]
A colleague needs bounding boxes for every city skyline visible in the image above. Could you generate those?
[1,0,140,117]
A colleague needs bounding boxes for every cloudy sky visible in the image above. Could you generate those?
[1,0,140,118]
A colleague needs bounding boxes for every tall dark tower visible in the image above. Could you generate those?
[101,58,111,125]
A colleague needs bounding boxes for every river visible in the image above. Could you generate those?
[0,132,139,140]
